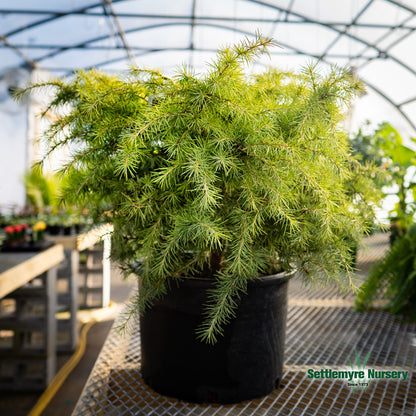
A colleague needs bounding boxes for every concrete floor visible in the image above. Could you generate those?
[0,263,135,416]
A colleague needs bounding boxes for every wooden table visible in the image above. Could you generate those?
[45,224,113,352]
[47,223,113,310]
[0,244,64,298]
[0,244,65,390]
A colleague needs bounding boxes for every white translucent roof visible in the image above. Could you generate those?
[1,0,415,134]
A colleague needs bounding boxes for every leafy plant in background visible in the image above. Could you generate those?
[355,224,416,320]
[353,123,416,319]
[22,166,93,233]
[24,166,62,214]
[342,160,382,266]
[350,122,416,241]
[19,35,379,343]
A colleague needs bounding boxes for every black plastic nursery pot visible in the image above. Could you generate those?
[140,271,293,404]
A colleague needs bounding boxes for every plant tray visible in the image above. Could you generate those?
[0,241,55,252]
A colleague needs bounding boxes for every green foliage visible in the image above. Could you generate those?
[355,226,416,320]
[20,34,378,343]
[24,166,62,213]
[351,122,416,235]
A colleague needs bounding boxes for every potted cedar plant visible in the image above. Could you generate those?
[20,35,377,403]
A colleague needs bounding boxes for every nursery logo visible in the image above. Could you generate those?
[307,350,409,393]
[346,349,371,392]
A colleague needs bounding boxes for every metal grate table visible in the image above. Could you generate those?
[72,234,416,415]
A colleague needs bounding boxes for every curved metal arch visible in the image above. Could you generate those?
[44,20,414,132]
[53,21,343,72]
[28,16,410,77]
[5,40,371,59]
[2,0,415,75]
[2,8,415,29]
[384,0,416,14]
[1,0,126,38]
[0,7,414,31]
[0,0,127,68]
[246,0,415,16]
[3,1,416,80]
[243,0,416,77]
[0,1,414,130]
[363,81,416,131]
[31,21,195,65]
[59,23,276,72]
[18,2,415,94]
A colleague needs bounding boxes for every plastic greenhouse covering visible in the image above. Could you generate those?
[0,0,415,134]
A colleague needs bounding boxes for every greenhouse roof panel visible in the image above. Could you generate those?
[0,0,414,133]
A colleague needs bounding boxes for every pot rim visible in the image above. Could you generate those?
[170,269,295,288]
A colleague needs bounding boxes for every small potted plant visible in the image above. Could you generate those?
[3,223,28,247]
[31,220,47,242]
[20,35,377,403]
[4,225,19,247]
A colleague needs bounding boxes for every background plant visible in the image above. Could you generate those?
[20,35,378,342]
[24,166,62,214]
[350,122,416,238]
[21,166,93,232]
[352,123,416,318]
[355,225,416,320]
